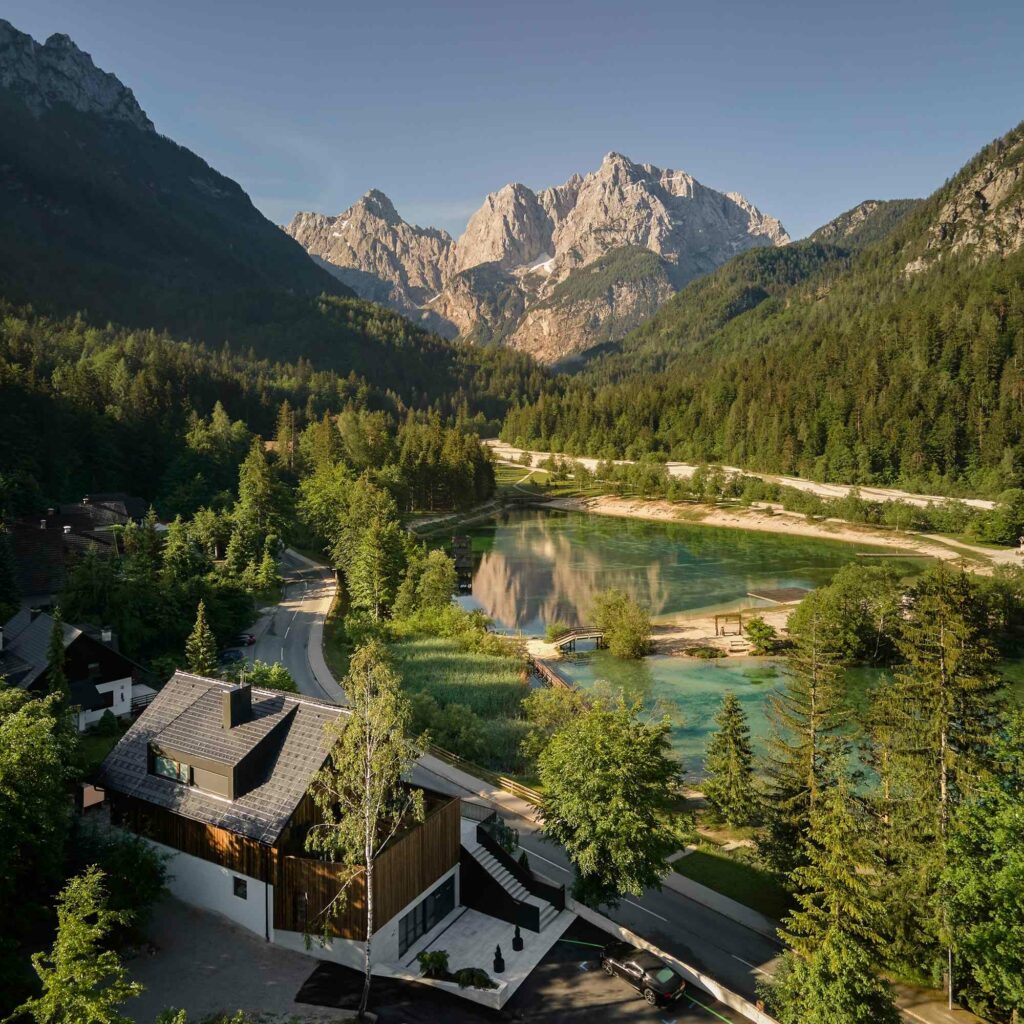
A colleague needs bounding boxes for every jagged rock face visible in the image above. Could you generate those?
[287,152,789,362]
[544,153,788,287]
[812,200,890,243]
[508,262,676,364]
[906,139,1024,274]
[430,262,525,345]
[0,19,152,131]
[285,192,457,334]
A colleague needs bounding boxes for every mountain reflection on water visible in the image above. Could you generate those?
[457,509,925,634]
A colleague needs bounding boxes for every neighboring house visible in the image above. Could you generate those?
[98,672,465,968]
[0,609,141,731]
[7,493,151,610]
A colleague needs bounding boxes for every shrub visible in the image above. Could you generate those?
[687,645,726,659]
[744,616,778,655]
[545,620,572,642]
[90,710,123,737]
[454,967,497,990]
[417,949,450,979]
[518,849,531,872]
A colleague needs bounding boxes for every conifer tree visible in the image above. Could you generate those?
[759,598,850,873]
[185,600,218,676]
[348,516,405,621]
[943,710,1024,1020]
[762,773,900,1024]
[46,607,69,705]
[882,565,1004,976]
[704,692,757,826]
[275,399,296,473]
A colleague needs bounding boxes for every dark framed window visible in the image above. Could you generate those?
[153,754,191,785]
[398,875,455,956]
[233,877,247,900]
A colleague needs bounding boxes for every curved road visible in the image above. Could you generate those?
[250,548,344,704]
[257,548,782,1005]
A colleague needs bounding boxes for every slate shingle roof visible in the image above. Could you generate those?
[0,611,81,688]
[99,671,345,845]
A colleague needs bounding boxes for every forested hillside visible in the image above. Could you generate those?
[0,305,541,515]
[502,122,1024,496]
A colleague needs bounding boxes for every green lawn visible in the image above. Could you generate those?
[673,848,793,922]
[79,725,128,780]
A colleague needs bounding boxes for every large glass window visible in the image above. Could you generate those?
[153,755,191,785]
[398,875,455,956]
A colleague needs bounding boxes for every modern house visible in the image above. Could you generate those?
[98,671,571,991]
[0,608,143,731]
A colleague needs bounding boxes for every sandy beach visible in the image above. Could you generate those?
[542,493,1010,568]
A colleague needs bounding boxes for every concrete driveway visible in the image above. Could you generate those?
[125,898,350,1023]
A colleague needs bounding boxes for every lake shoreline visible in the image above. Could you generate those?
[541,493,1004,571]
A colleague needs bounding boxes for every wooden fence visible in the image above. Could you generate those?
[427,743,544,807]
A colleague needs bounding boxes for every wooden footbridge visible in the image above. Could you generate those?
[549,627,606,652]
[527,656,575,690]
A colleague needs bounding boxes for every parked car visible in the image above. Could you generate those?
[233,633,256,646]
[600,942,686,1006]
[219,649,245,664]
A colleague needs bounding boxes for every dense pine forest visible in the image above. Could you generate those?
[0,303,543,516]
[502,124,1024,497]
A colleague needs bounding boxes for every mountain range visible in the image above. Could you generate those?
[284,155,789,363]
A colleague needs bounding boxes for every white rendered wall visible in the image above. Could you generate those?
[76,677,132,732]
[148,839,271,939]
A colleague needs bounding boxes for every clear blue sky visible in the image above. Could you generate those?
[7,0,1024,239]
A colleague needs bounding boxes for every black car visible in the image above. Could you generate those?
[600,942,686,1006]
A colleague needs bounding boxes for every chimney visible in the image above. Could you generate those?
[101,626,113,644]
[82,496,91,505]
[47,507,56,517]
[223,683,252,730]
[29,607,41,621]
[63,525,72,534]
[39,519,47,530]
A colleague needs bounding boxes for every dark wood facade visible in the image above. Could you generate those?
[274,796,461,940]
[113,790,461,942]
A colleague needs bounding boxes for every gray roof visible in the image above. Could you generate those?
[0,611,81,688]
[99,671,345,845]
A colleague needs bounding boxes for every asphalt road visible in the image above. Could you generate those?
[262,551,782,1006]
[250,548,339,702]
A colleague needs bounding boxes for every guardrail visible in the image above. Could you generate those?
[426,743,544,807]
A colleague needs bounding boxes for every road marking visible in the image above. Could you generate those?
[284,626,290,638]
[280,646,285,662]
[622,899,668,922]
[686,994,733,1023]
[731,954,772,978]
[520,847,572,875]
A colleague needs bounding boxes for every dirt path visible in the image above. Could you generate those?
[486,440,996,511]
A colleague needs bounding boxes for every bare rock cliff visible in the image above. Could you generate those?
[0,19,152,131]
[286,152,789,361]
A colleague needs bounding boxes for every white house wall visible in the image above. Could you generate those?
[147,839,271,939]
[76,676,132,732]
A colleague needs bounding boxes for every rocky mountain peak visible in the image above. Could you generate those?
[359,188,401,223]
[288,152,790,363]
[0,19,153,131]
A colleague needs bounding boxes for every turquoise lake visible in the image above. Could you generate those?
[451,508,1022,777]
[458,508,927,634]
[554,652,1024,778]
